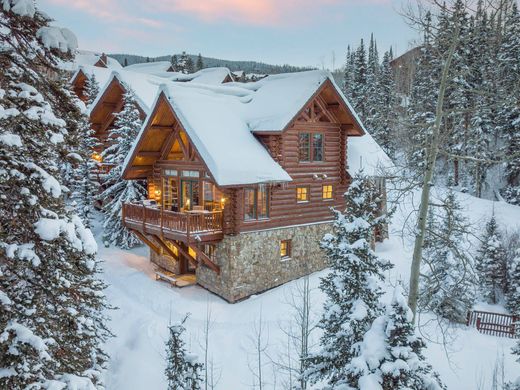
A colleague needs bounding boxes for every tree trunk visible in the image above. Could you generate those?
[408,31,459,323]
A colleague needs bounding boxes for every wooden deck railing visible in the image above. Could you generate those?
[122,203,223,241]
[467,310,519,338]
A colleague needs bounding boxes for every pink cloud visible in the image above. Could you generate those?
[45,0,163,28]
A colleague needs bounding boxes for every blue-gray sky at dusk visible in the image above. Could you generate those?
[38,0,420,68]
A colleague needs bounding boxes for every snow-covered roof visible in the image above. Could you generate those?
[159,82,292,186]
[70,65,114,93]
[347,132,394,177]
[60,50,122,72]
[124,69,375,186]
[124,63,233,85]
[89,69,168,115]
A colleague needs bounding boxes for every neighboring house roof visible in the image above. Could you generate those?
[124,62,234,85]
[347,133,394,177]
[123,69,384,187]
[60,50,122,72]
[70,65,114,93]
[89,69,168,115]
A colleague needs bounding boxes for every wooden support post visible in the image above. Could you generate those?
[155,236,197,268]
[154,236,179,261]
[190,245,220,274]
[142,204,146,233]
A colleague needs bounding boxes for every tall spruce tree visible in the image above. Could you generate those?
[165,316,204,390]
[420,191,476,323]
[476,215,508,304]
[351,39,368,120]
[304,172,392,388]
[0,1,110,388]
[83,74,100,106]
[342,45,355,102]
[364,34,380,132]
[99,87,146,248]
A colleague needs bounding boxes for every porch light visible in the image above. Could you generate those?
[92,152,102,162]
[155,189,161,196]
[220,197,226,208]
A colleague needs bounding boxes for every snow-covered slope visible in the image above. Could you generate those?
[97,189,520,389]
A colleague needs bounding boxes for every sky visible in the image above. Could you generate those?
[38,0,420,69]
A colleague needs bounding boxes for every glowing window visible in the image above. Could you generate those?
[322,185,333,200]
[280,240,291,259]
[296,186,309,202]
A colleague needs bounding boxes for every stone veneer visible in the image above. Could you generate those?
[196,222,332,302]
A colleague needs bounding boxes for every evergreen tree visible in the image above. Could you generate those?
[506,250,520,316]
[165,315,204,390]
[351,39,368,120]
[342,45,355,102]
[406,12,438,172]
[372,49,397,158]
[305,172,392,388]
[177,51,194,74]
[99,87,146,248]
[498,3,520,204]
[196,53,203,71]
[71,116,100,228]
[376,286,445,389]
[170,54,179,71]
[420,191,476,323]
[0,2,110,388]
[83,74,100,106]
[364,33,380,131]
[124,57,128,67]
[476,215,508,304]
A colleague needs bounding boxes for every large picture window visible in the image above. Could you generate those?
[299,132,324,162]
[244,184,269,221]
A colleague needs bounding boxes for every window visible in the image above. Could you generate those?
[164,169,178,176]
[299,133,311,161]
[244,184,269,221]
[296,186,309,202]
[182,170,199,178]
[322,185,333,200]
[280,240,291,259]
[312,133,324,161]
[298,132,324,162]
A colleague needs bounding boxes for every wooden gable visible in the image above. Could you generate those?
[123,93,209,181]
[89,77,146,144]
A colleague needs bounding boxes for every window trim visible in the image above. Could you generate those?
[322,184,333,200]
[296,186,310,203]
[298,131,325,163]
[280,239,292,260]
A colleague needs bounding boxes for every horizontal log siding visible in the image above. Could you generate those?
[237,122,348,233]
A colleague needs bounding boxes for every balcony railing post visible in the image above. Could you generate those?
[142,204,146,233]
[160,207,164,234]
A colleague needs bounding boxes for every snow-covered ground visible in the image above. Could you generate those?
[95,189,520,389]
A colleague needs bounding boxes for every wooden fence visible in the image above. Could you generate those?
[466,310,519,338]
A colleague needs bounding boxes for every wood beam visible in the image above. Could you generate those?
[150,125,174,131]
[162,238,199,267]
[160,126,179,160]
[153,235,179,261]
[128,165,153,171]
[137,151,161,157]
[191,245,221,274]
[130,230,160,255]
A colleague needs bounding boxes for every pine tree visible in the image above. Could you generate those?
[406,11,438,172]
[498,3,520,204]
[83,74,100,106]
[99,87,146,248]
[0,2,110,388]
[165,315,204,390]
[342,45,355,102]
[177,51,194,74]
[506,251,520,316]
[420,191,476,323]
[351,39,368,120]
[476,215,508,304]
[376,286,445,389]
[304,172,392,388]
[364,33,380,131]
[372,49,397,158]
[170,54,179,71]
[196,53,203,71]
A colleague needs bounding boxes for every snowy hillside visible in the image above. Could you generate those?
[97,189,520,389]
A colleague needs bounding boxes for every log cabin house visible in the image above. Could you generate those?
[121,70,392,302]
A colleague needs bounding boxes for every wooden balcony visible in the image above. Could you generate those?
[122,203,224,244]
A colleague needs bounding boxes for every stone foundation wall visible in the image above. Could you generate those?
[197,222,332,302]
[150,249,180,274]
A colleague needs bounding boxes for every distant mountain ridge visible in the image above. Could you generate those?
[109,53,314,75]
